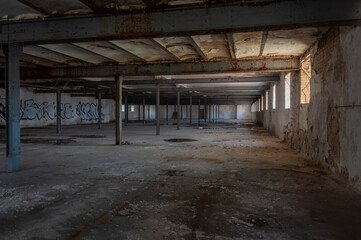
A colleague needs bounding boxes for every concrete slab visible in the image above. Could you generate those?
[0,123,360,239]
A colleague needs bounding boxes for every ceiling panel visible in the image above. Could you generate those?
[24,45,89,66]
[0,0,43,20]
[263,27,326,56]
[23,0,92,15]
[74,41,143,63]
[110,39,175,62]
[90,0,146,11]
[191,35,230,61]
[153,37,200,61]
[233,32,262,58]
[39,43,113,65]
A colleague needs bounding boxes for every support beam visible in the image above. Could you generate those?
[2,0,360,44]
[177,91,180,130]
[188,36,207,61]
[56,89,61,134]
[138,103,141,121]
[235,105,237,120]
[204,99,207,123]
[148,104,150,121]
[98,92,102,129]
[189,95,192,126]
[17,0,50,15]
[21,59,299,79]
[198,98,201,126]
[3,44,22,172]
[226,33,236,60]
[143,98,146,125]
[259,31,269,57]
[115,76,123,145]
[124,95,128,126]
[156,83,160,135]
[78,0,103,13]
[166,98,169,125]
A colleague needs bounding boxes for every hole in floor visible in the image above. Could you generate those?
[70,135,106,138]
[21,138,76,145]
[164,138,197,142]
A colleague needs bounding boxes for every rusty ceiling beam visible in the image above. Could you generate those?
[226,33,236,60]
[259,31,268,57]
[78,0,103,13]
[149,39,180,61]
[20,58,299,79]
[2,0,359,45]
[188,37,207,61]
[17,0,50,15]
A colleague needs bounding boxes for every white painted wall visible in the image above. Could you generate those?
[0,87,115,128]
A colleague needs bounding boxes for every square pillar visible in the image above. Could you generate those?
[115,76,123,145]
[156,83,160,135]
[3,44,22,172]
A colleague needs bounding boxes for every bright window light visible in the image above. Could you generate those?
[285,73,291,109]
[272,85,276,109]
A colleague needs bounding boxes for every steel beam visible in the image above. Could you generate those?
[189,95,192,126]
[1,0,360,44]
[115,76,123,145]
[56,89,61,133]
[3,44,22,172]
[235,105,237,120]
[98,92,102,129]
[23,76,279,88]
[124,95,128,126]
[177,91,180,130]
[21,59,299,79]
[166,98,169,125]
[143,98,146,125]
[198,98,201,126]
[156,83,160,135]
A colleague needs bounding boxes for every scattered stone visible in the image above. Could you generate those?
[121,141,131,145]
[112,207,140,216]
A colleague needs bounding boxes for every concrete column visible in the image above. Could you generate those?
[189,95,192,126]
[204,99,207,123]
[208,105,211,123]
[177,91,180,130]
[143,98,146,125]
[148,104,150,120]
[124,95,128,126]
[138,103,141,121]
[156,83,160,135]
[115,76,123,145]
[166,98,169,125]
[181,105,183,120]
[235,105,237,120]
[98,92,102,129]
[3,44,22,172]
[56,89,61,134]
[198,98,201,126]
[212,105,215,123]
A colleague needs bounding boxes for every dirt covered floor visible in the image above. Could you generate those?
[0,122,361,240]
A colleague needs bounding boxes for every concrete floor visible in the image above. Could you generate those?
[0,122,361,240]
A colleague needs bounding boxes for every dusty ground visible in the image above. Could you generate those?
[0,122,361,240]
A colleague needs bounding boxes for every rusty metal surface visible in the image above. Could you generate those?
[20,58,299,79]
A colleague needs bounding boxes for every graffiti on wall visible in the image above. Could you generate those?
[76,102,103,121]
[21,100,58,120]
[0,99,102,121]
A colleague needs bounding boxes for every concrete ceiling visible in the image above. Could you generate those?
[0,0,332,104]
